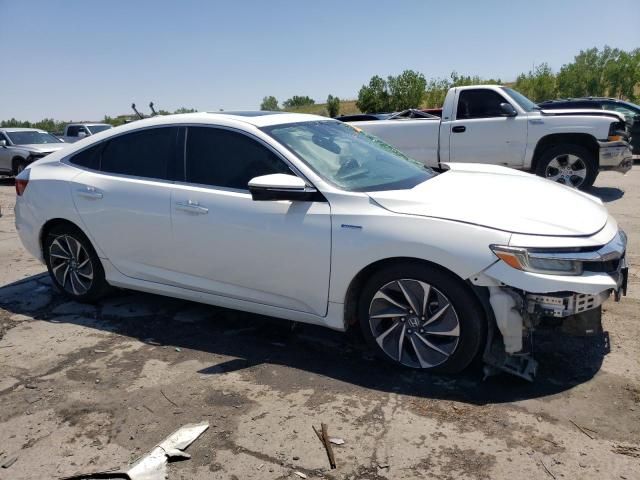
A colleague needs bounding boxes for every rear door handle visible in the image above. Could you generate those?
[175,201,209,214]
[452,126,466,133]
[76,186,103,199]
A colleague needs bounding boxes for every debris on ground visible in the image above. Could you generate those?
[61,421,209,480]
[1,456,18,469]
[612,444,640,458]
[312,423,337,469]
[329,437,345,445]
[569,420,596,440]
[294,471,307,479]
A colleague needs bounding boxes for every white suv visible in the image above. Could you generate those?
[14,112,628,379]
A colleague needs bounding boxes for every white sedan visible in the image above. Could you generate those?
[14,112,628,379]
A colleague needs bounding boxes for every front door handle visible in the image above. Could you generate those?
[452,126,466,133]
[175,201,209,215]
[76,186,103,199]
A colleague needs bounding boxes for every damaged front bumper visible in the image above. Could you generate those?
[472,227,628,380]
[599,140,633,174]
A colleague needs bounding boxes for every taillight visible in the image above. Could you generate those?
[15,170,29,196]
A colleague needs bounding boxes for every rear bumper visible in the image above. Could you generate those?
[599,140,633,173]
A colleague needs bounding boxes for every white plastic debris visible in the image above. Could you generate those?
[328,437,345,445]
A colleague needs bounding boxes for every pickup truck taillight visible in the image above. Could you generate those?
[15,170,29,196]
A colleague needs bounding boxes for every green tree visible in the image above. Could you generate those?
[387,69,426,110]
[513,63,557,102]
[326,94,340,117]
[174,107,198,114]
[556,46,618,98]
[260,96,279,111]
[356,75,391,113]
[282,96,315,109]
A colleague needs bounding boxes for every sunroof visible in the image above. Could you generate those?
[207,111,287,117]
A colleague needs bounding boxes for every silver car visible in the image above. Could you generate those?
[0,128,67,175]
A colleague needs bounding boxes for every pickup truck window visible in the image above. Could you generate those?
[457,89,510,119]
[87,125,112,134]
[501,87,539,112]
[66,125,81,137]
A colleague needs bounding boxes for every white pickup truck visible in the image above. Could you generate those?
[60,123,113,143]
[348,85,633,190]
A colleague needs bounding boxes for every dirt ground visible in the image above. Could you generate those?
[0,170,639,480]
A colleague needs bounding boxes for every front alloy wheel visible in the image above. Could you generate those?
[544,154,587,188]
[369,279,461,368]
[358,264,485,373]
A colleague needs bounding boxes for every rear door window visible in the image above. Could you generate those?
[100,127,178,180]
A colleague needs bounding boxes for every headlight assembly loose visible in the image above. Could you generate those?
[490,245,583,276]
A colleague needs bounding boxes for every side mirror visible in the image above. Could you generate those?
[248,174,318,201]
[499,103,517,117]
[77,131,87,138]
[0,140,6,147]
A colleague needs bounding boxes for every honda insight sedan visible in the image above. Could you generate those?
[14,112,628,379]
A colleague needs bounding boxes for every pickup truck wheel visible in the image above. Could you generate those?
[12,158,27,176]
[44,225,109,302]
[535,144,597,190]
[358,263,484,374]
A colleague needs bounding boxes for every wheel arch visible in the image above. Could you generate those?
[11,155,27,172]
[531,133,599,173]
[342,256,487,330]
[39,218,93,259]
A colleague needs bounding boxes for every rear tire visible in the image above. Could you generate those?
[44,224,110,302]
[535,144,597,190]
[357,263,485,374]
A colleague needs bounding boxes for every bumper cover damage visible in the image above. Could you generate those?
[472,234,628,381]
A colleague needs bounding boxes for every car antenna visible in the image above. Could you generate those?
[131,103,144,120]
[149,102,158,116]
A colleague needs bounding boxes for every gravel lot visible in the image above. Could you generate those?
[0,170,639,480]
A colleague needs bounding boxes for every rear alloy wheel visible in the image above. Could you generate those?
[358,264,485,373]
[536,144,597,190]
[44,225,109,302]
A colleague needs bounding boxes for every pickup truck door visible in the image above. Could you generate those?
[445,89,527,167]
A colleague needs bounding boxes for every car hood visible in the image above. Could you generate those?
[539,108,625,122]
[366,164,608,236]
[19,143,67,154]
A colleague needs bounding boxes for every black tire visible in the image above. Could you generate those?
[358,262,485,374]
[535,144,597,190]
[12,158,28,176]
[44,224,110,302]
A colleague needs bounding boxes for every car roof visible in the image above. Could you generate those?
[67,123,111,126]
[118,111,329,129]
[0,128,46,133]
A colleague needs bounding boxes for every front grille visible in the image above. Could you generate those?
[584,258,621,273]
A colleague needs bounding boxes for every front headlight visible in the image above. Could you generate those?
[490,245,583,276]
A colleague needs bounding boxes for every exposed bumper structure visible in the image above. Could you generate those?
[598,140,633,174]
[473,228,628,380]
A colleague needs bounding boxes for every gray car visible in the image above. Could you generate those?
[0,128,68,175]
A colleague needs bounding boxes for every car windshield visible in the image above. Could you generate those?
[263,120,435,192]
[501,87,539,112]
[6,131,62,145]
[86,125,112,134]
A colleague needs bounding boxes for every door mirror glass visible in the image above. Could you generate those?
[248,173,317,201]
[499,102,517,117]
[0,140,6,147]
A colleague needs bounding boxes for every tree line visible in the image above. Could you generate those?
[263,45,640,115]
[0,107,198,133]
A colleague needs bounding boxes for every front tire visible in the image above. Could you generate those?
[535,144,597,190]
[44,225,109,302]
[12,158,28,176]
[358,263,485,374]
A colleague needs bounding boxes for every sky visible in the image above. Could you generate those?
[1,0,638,122]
